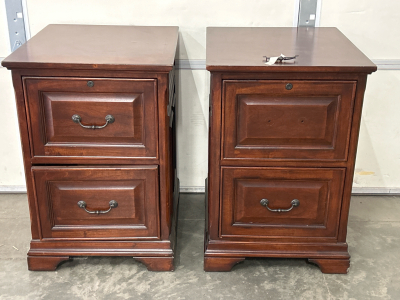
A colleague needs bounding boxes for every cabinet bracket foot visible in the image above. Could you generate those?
[204,257,245,272]
[134,257,174,271]
[308,258,350,274]
[27,255,71,271]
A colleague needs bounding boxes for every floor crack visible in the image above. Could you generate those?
[323,274,333,299]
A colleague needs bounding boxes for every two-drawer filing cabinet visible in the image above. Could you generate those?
[205,27,376,273]
[2,25,179,271]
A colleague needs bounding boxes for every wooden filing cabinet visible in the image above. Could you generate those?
[204,27,376,273]
[2,25,179,271]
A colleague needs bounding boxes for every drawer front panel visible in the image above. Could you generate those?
[24,77,157,158]
[222,80,356,161]
[221,167,345,239]
[32,166,159,239]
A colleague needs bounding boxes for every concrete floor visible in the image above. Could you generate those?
[0,194,399,299]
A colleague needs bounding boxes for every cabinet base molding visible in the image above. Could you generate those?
[27,255,175,272]
[204,240,350,273]
[204,257,245,272]
[27,253,175,272]
[205,240,350,255]
[203,256,350,273]
[27,256,71,271]
[308,258,350,274]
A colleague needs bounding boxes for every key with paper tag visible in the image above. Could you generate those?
[264,54,299,65]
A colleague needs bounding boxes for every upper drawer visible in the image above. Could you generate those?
[222,80,357,161]
[23,77,158,159]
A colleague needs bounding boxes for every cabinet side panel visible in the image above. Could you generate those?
[338,75,369,242]
[11,70,40,239]
[207,72,223,241]
[157,72,173,240]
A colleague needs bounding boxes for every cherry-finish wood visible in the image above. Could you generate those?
[28,239,175,256]
[2,25,179,71]
[222,80,356,161]
[27,256,71,271]
[205,27,376,273]
[135,257,174,271]
[2,25,179,271]
[32,166,160,239]
[24,77,158,159]
[206,27,376,73]
[221,167,345,239]
[308,258,350,274]
[204,257,245,272]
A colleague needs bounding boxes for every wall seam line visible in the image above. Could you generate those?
[1,185,400,195]
[3,58,400,70]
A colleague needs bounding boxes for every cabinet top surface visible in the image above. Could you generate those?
[206,27,376,73]
[2,24,179,72]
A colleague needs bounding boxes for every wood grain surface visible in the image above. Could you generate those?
[2,25,178,71]
[206,27,376,73]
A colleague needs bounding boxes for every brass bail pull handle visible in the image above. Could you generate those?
[77,200,118,214]
[260,199,300,213]
[72,114,115,129]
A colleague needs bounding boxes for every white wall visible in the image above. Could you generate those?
[25,0,295,60]
[0,3,10,55]
[176,69,210,190]
[319,0,400,192]
[354,71,400,190]
[0,3,25,190]
[0,0,399,193]
[320,1,400,59]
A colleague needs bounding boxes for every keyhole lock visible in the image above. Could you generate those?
[285,83,293,90]
[87,81,94,87]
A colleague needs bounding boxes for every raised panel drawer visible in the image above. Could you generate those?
[24,77,158,159]
[220,167,345,239]
[222,80,356,161]
[32,166,160,239]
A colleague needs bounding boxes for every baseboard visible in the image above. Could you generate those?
[175,59,206,70]
[0,185,399,195]
[179,186,206,193]
[351,187,400,195]
[0,185,27,193]
[179,186,400,195]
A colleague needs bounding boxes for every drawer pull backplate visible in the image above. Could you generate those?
[77,200,118,215]
[260,198,300,213]
[72,114,115,129]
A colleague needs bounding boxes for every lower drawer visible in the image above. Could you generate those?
[220,167,345,239]
[32,166,160,239]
